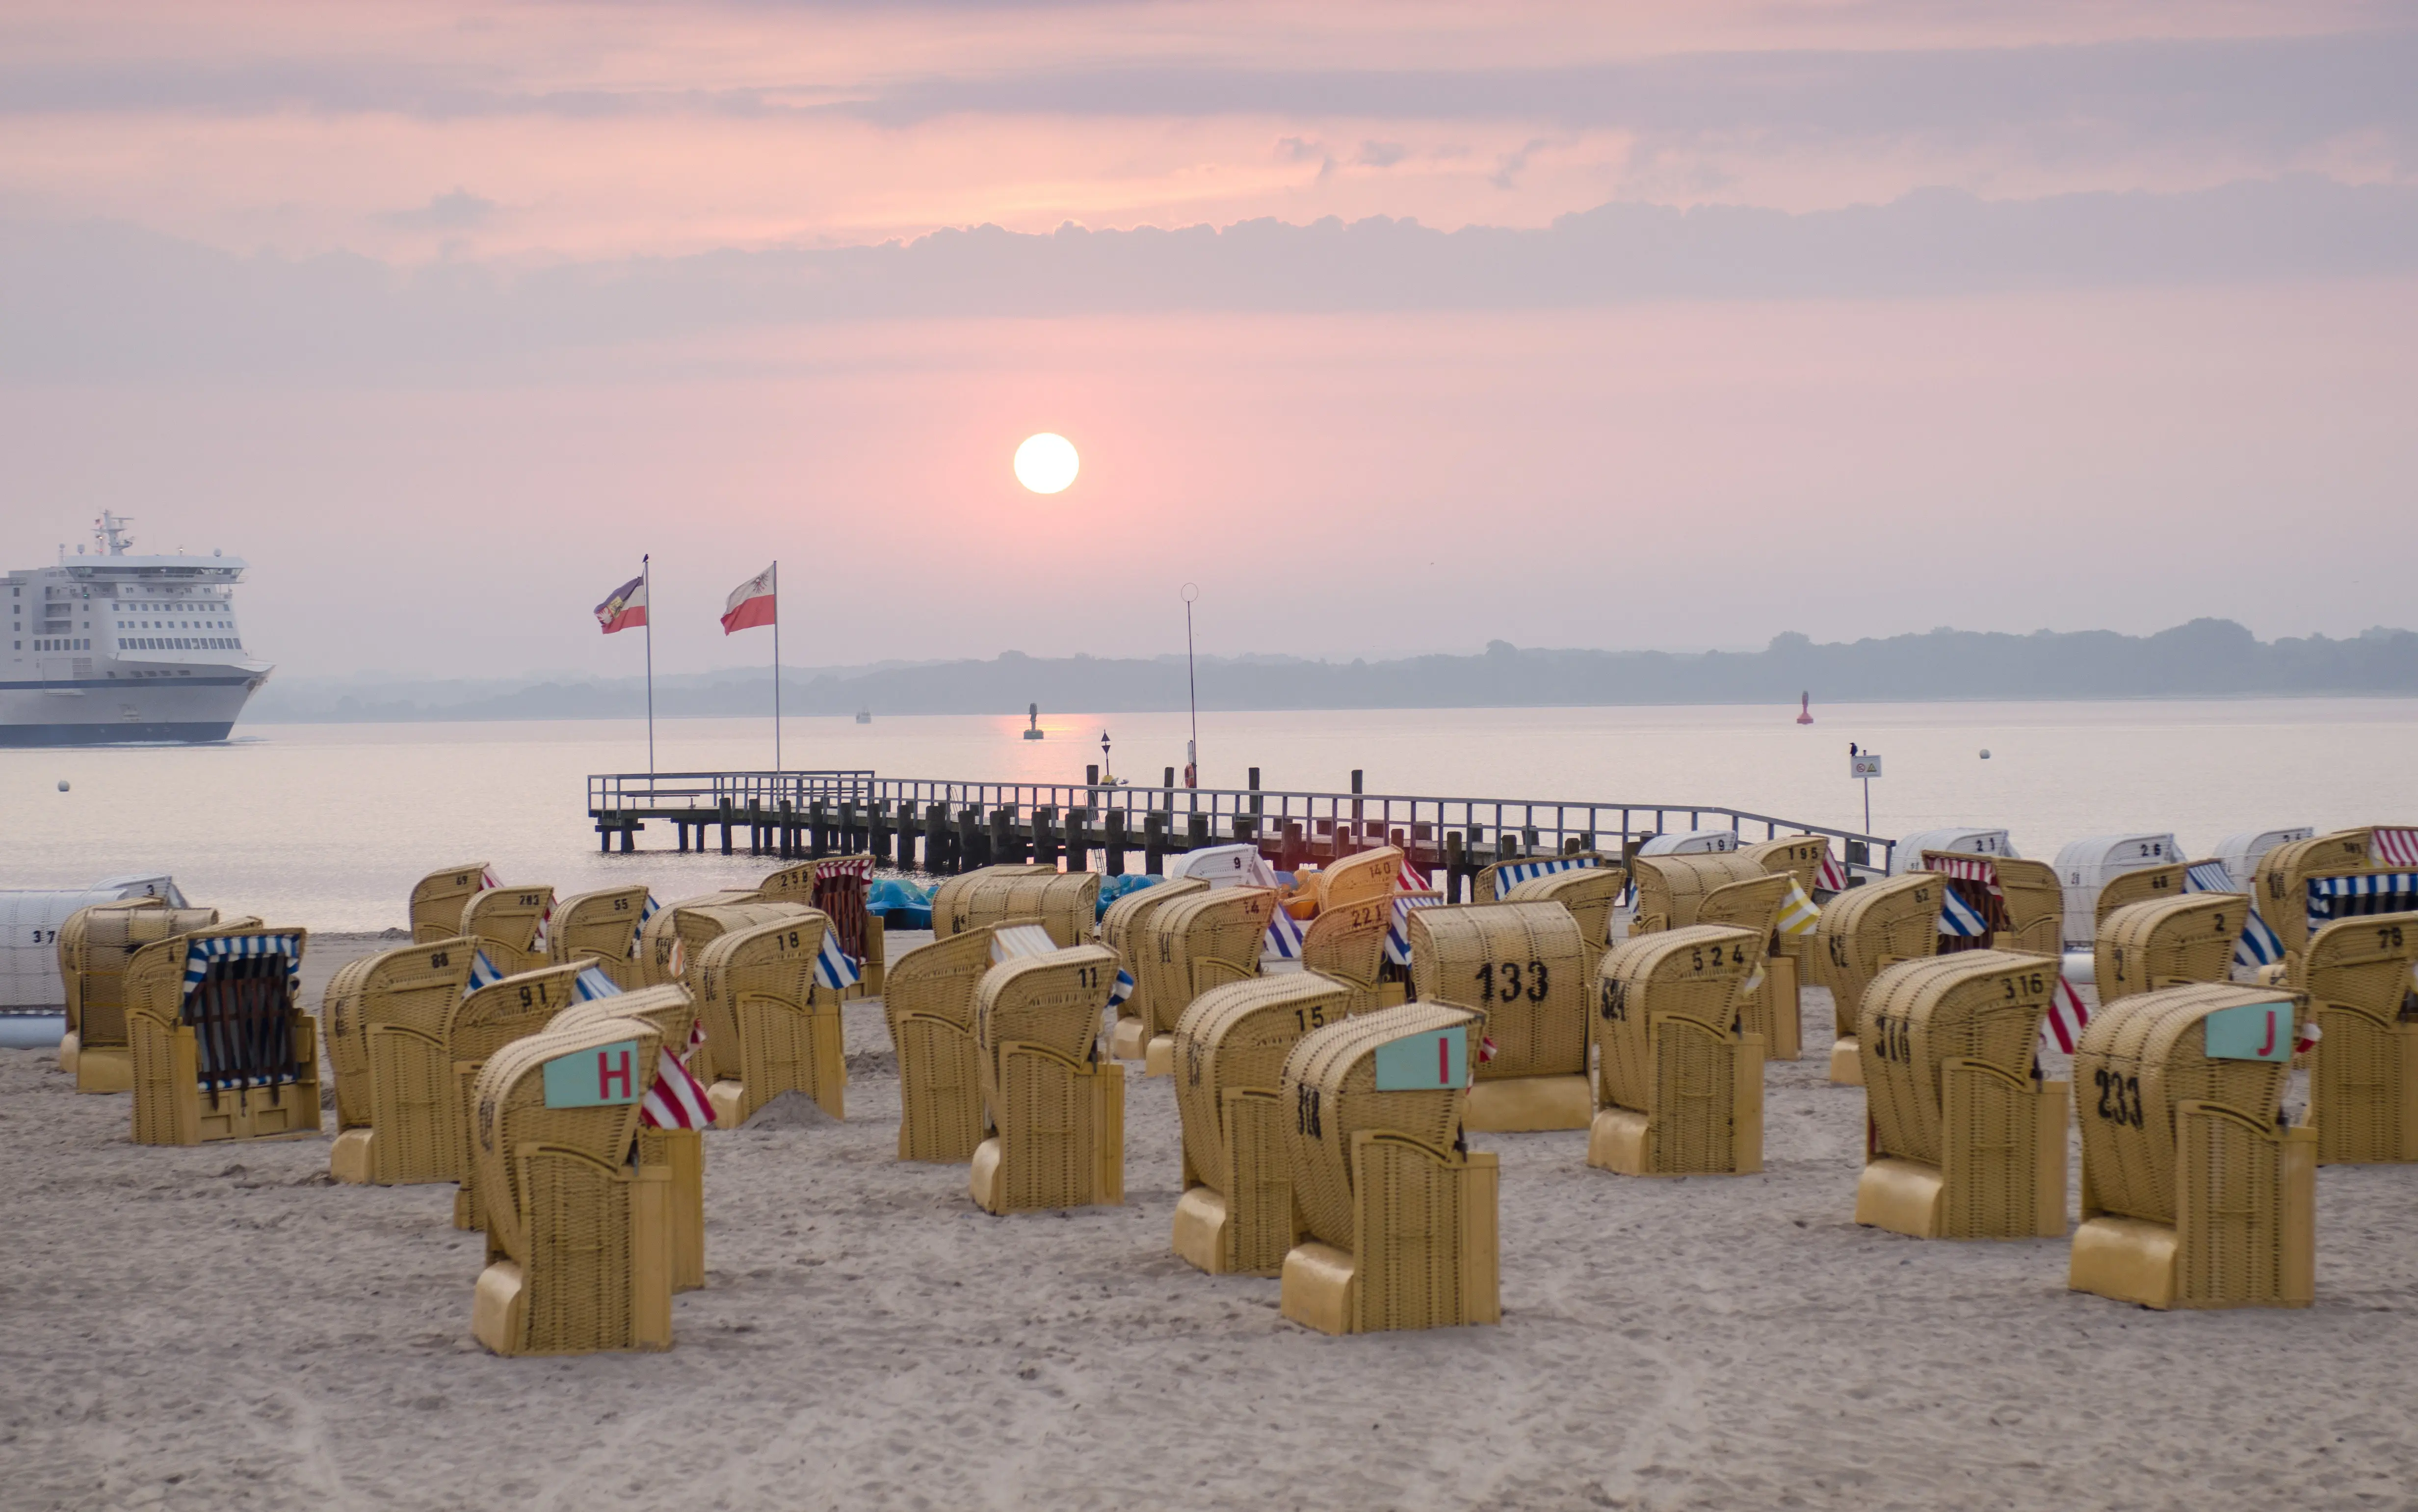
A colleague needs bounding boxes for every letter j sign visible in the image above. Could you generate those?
[543,1040,643,1107]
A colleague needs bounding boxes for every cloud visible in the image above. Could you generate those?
[377,188,497,229]
[4,175,2412,379]
[1356,140,1407,168]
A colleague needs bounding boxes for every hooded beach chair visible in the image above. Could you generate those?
[1588,924,1763,1177]
[1692,872,1796,1064]
[441,959,595,1231]
[325,939,512,1185]
[1132,887,1278,1075]
[125,925,318,1146]
[1473,851,1620,909]
[2254,827,2418,970]
[2289,911,2418,1164]
[1917,852,2064,958]
[460,883,556,978]
[2068,984,2314,1310]
[692,912,842,1126]
[1407,901,1592,1131]
[1811,873,1945,1085]
[637,888,760,986]
[1629,853,1765,936]
[935,864,1101,948]
[762,857,884,995]
[1170,972,1354,1276]
[1853,951,2068,1239]
[59,899,221,1093]
[1502,864,1626,988]
[2095,894,2248,1006]
[547,886,652,990]
[1100,876,1208,1060]
[1277,1003,1498,1335]
[883,927,1005,1162]
[969,943,1125,1214]
[552,986,710,1292]
[469,1017,675,1356]
[410,862,489,944]
[1297,892,1400,1019]
[660,899,816,1000]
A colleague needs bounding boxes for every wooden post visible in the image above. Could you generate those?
[1186,812,1210,851]
[1105,808,1127,876]
[957,807,981,874]
[720,801,734,856]
[871,800,893,865]
[1281,820,1305,872]
[1143,813,1165,875]
[838,798,858,855]
[1033,807,1059,869]
[1163,766,1176,791]
[1350,769,1363,830]
[926,803,950,873]
[1062,807,1086,874]
[1086,764,1100,786]
[1445,830,1467,903]
[988,808,1012,869]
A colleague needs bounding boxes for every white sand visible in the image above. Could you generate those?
[5,934,2416,1511]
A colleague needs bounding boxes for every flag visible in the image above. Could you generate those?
[530,897,553,953]
[2182,860,2286,973]
[813,929,864,990]
[1396,854,1428,892]
[640,1048,716,1130]
[1937,888,1990,938]
[464,950,503,995]
[2375,828,2418,868]
[478,865,499,892]
[1775,880,1822,938]
[593,574,647,634]
[573,964,622,1000]
[631,892,659,960]
[721,564,777,633]
[1107,968,1134,1011]
[1263,908,1308,963]
[1383,892,1445,966]
[1814,852,1847,892]
[2039,975,2090,1057]
[666,935,687,980]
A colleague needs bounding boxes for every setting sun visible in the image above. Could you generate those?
[1013,432,1079,494]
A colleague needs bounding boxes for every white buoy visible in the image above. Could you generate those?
[1978,750,1991,760]
[57,780,70,792]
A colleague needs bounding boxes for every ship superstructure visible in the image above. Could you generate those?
[2,513,272,746]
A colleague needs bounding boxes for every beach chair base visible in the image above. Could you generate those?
[1279,1242,1361,1334]
[1829,1036,1864,1085]
[57,1031,78,1075]
[1587,1037,1763,1175]
[1143,1034,1175,1078]
[329,1127,376,1183]
[2070,1121,2315,1310]
[1856,1078,2069,1239]
[1464,1074,1594,1133]
[1278,1145,1500,1335]
[2068,1218,2189,1308]
[707,1081,746,1126]
[1172,1186,1238,1275]
[1108,1017,1150,1061]
[75,1045,131,1095]
[1855,1158,1950,1236]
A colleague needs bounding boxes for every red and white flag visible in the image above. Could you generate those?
[2374,828,2418,868]
[594,574,647,634]
[2040,976,2090,1057]
[1396,853,1428,893]
[640,1049,716,1130]
[722,564,777,634]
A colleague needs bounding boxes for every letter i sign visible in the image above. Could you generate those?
[544,1040,644,1107]
[1373,1026,1470,1091]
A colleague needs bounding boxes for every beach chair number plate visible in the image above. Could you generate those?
[2204,1001,2292,1063]
[1374,1026,1469,1091]
[543,1041,643,1107]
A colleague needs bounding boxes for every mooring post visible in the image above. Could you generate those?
[1067,807,1091,874]
[1281,820,1305,872]
[720,801,734,856]
[987,808,1012,869]
[957,807,981,874]
[1186,812,1210,851]
[1033,807,1059,869]
[1445,830,1467,902]
[871,800,892,864]
[620,818,636,854]
[1104,808,1127,876]
[921,803,946,872]
[1143,812,1165,875]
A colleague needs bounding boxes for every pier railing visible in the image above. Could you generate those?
[587,769,1896,876]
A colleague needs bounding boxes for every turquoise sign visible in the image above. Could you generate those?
[543,1040,643,1107]
[1373,1025,1469,1091]
[2204,1001,2292,1062]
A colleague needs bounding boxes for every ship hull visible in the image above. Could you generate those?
[1,670,263,746]
[0,720,238,747]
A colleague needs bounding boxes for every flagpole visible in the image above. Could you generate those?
[642,553,655,781]
[772,560,781,773]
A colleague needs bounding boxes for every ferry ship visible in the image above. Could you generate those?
[2,514,271,746]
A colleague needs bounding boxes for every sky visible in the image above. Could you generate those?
[3,0,2414,678]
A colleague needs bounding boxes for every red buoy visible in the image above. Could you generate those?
[1796,692,1814,725]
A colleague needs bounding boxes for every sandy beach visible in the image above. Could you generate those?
[4,932,2415,1512]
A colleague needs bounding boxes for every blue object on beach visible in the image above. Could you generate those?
[868,877,935,931]
[1095,873,1165,917]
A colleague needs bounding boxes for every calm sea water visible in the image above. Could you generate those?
[3,699,2411,932]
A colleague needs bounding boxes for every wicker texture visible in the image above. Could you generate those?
[1280,1003,1477,1251]
[550,989,707,1290]
[444,962,593,1232]
[931,864,1051,936]
[1813,874,1945,1038]
[324,938,478,1131]
[884,928,999,1162]
[548,886,651,988]
[2096,895,2247,1005]
[1742,836,1830,896]
[360,947,504,1184]
[1099,877,1208,1035]
[761,858,877,965]
[1597,924,1756,1096]
[638,889,760,986]
[2093,864,2187,939]
[1137,888,1278,1036]
[694,913,838,1121]
[666,901,814,1001]
[2255,828,2380,957]
[60,902,218,1051]
[126,926,315,1147]
[1174,973,1350,1196]
[1630,854,1765,936]
[1503,868,1626,958]
[461,884,557,976]
[471,1017,664,1354]
[972,945,1123,1211]
[1407,902,1588,1079]
[2294,912,2418,1163]
[937,866,1100,947]
[1472,851,1618,906]
[410,863,488,944]
[1321,847,1404,912]
[1300,895,1394,1017]
[1992,859,2065,955]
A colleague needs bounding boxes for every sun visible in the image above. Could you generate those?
[1014,433,1080,494]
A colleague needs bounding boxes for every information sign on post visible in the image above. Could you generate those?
[1849,753,1884,780]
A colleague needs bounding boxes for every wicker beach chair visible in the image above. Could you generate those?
[934,864,1099,948]
[1629,853,1765,936]
[1406,901,1592,1131]
[1320,847,1404,912]
[2254,827,2415,967]
[1742,835,1829,895]
[762,858,884,995]
[637,888,760,986]
[2093,863,2187,939]
[931,864,1053,936]
[1299,893,1398,1018]
[1471,851,1620,908]
[692,912,841,1126]
[125,925,318,1146]
[1503,866,1624,971]
[1587,925,1763,1177]
[461,883,556,977]
[1853,951,2068,1239]
[470,1018,675,1356]
[442,960,593,1232]
[1277,1004,1498,1335]
[1696,873,1795,1064]
[1100,877,1208,1060]
[548,886,652,990]
[2290,912,2418,1164]
[1812,873,1945,1085]
[2068,984,2315,1309]
[1133,887,1278,1074]
[663,900,815,1000]
[884,927,1000,1162]
[552,987,709,1292]
[968,944,1124,1214]
[410,863,488,944]
[1170,974,1353,1276]
[59,899,219,1093]
[2096,895,2247,1006]
[324,939,494,1185]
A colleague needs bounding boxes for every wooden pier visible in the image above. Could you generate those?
[586,769,1895,902]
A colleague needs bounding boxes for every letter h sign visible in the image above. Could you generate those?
[543,1039,645,1108]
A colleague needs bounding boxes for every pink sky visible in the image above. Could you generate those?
[2,0,2413,676]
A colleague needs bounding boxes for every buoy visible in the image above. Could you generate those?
[1795,692,1814,725]
[57,780,71,791]
[1979,750,1991,760]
